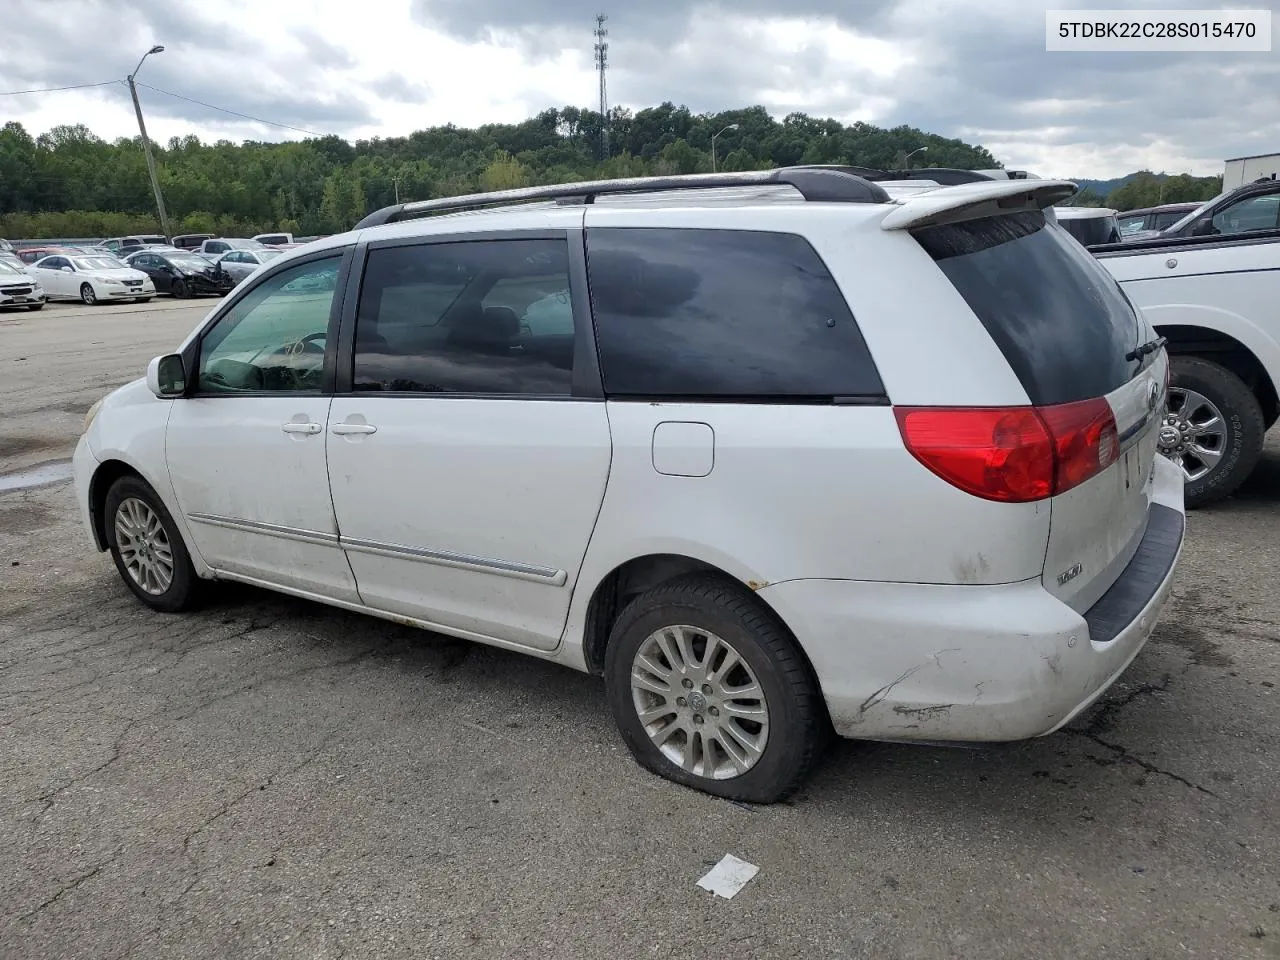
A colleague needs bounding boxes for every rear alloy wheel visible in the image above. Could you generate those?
[104,475,203,612]
[1161,355,1265,508]
[80,283,97,305]
[604,575,826,804]
[171,279,189,299]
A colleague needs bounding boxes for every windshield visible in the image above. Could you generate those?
[170,255,213,269]
[73,257,127,271]
[0,259,23,277]
[259,249,283,261]
[1163,190,1230,234]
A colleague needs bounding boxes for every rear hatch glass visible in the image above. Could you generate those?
[914,211,1164,613]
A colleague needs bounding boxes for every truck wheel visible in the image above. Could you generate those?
[603,574,826,804]
[1161,356,1265,508]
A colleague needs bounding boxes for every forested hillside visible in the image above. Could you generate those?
[1068,170,1223,210]
[0,103,998,239]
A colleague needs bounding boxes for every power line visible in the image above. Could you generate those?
[135,82,327,137]
[0,80,121,96]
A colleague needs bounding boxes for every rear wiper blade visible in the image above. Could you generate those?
[1126,336,1167,362]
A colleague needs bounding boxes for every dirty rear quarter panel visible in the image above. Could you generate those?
[573,401,1051,590]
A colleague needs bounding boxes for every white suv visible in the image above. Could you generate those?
[73,167,1185,803]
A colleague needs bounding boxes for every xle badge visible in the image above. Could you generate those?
[1057,563,1083,586]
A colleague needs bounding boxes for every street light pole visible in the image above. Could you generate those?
[127,45,172,240]
[903,145,928,169]
[711,123,740,173]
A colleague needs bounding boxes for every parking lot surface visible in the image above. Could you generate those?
[2,300,1279,959]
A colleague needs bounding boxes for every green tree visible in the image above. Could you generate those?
[480,151,530,191]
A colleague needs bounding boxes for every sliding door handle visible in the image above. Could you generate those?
[330,422,378,436]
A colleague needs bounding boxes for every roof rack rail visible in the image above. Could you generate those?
[353,166,892,229]
[789,164,1029,186]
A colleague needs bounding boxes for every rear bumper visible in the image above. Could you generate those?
[759,455,1186,742]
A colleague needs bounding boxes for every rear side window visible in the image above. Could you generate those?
[586,228,884,401]
[914,211,1146,406]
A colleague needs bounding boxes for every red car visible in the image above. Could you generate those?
[16,246,79,264]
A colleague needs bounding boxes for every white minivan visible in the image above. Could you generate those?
[74,168,1184,802]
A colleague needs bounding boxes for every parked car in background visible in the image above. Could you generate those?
[1117,202,1201,240]
[125,250,233,298]
[28,254,154,305]
[1053,207,1122,246]
[73,168,1184,803]
[17,246,80,264]
[216,247,285,283]
[252,232,294,246]
[1091,217,1280,506]
[100,235,168,256]
[172,234,215,251]
[0,252,31,273]
[0,256,45,311]
[1156,176,1280,240]
[0,238,15,253]
[198,237,266,260]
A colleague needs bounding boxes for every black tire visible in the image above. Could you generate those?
[171,279,189,299]
[603,574,826,804]
[79,283,97,305]
[27,303,43,311]
[103,475,203,613]
[1167,355,1266,508]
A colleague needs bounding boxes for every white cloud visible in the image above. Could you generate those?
[0,0,1275,177]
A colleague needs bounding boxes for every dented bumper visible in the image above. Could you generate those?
[759,456,1185,743]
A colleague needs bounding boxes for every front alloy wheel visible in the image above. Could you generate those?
[104,474,203,612]
[114,496,174,596]
[631,625,769,779]
[80,283,97,305]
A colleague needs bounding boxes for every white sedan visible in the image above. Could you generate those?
[28,254,155,305]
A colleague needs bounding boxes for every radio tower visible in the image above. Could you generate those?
[593,14,609,160]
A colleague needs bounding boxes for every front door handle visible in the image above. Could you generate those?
[330,422,377,435]
[281,421,322,435]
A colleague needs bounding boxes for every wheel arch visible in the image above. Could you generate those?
[87,459,147,550]
[579,553,812,682]
[1157,324,1280,428]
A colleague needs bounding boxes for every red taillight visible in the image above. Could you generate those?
[896,398,1119,503]
[1038,397,1119,494]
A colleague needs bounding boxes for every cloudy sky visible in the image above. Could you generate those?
[2,0,1276,178]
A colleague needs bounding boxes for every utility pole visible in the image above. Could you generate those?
[392,176,402,204]
[127,45,172,240]
[593,14,609,161]
[711,123,739,173]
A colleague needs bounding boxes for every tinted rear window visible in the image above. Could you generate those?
[914,211,1147,406]
[587,228,884,401]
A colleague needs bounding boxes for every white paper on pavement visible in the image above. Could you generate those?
[696,854,760,899]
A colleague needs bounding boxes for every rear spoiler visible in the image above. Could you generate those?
[879,180,1078,231]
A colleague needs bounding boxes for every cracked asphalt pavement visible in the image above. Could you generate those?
[3,301,1280,959]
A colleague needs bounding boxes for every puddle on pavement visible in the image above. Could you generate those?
[0,459,73,493]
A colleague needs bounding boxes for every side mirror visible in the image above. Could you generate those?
[146,354,187,398]
[1191,217,1218,237]
[61,266,73,273]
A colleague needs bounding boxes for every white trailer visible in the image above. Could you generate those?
[1223,152,1280,190]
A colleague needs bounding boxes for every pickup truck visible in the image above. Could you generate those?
[1091,228,1279,506]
